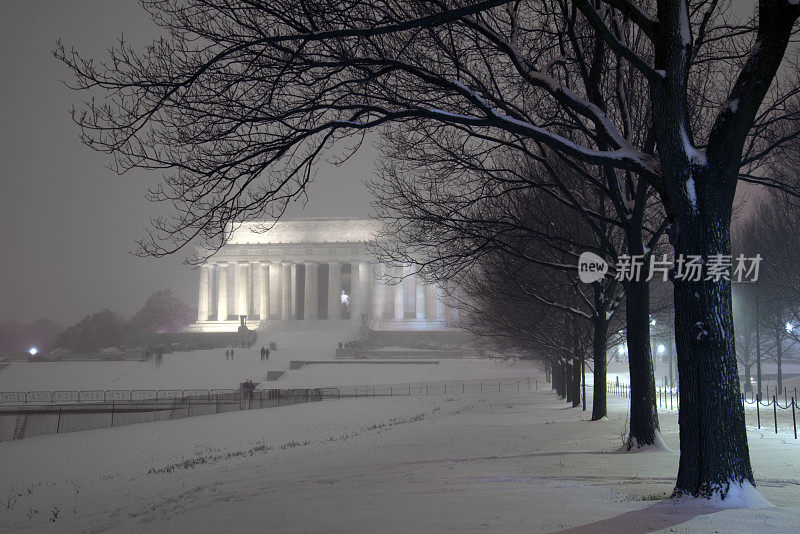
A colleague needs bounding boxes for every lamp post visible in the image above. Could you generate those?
[656,342,668,387]
[755,281,762,402]
[668,341,674,389]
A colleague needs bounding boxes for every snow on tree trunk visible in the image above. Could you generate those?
[671,169,753,498]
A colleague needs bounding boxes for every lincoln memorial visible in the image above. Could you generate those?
[187,218,457,332]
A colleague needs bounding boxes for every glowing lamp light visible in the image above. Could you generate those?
[786,322,794,334]
[650,318,657,326]
[657,343,666,355]
[28,347,38,356]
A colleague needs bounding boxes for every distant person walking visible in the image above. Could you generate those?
[225,349,230,360]
[230,348,235,360]
[265,347,270,361]
[260,346,266,361]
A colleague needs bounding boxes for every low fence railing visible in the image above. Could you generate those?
[0,388,339,442]
[0,377,542,406]
[608,382,798,439]
[0,388,242,404]
[331,377,540,398]
[0,376,544,442]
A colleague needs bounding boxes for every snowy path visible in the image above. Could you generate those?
[0,384,798,532]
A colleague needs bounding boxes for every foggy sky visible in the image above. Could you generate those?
[0,1,375,326]
[0,1,763,328]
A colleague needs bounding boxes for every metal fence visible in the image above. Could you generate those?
[1,388,241,404]
[742,389,798,438]
[0,388,338,442]
[0,376,542,442]
[332,376,539,398]
[608,382,798,439]
[0,378,540,405]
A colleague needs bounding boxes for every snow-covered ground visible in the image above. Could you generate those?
[0,352,539,392]
[1,369,799,532]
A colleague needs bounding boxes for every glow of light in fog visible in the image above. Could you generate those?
[786,322,793,333]
[650,318,657,326]
[28,347,38,356]
[657,343,666,355]
[617,345,628,355]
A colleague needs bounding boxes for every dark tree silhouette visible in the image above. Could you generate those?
[57,0,800,499]
[53,309,125,353]
[128,289,193,337]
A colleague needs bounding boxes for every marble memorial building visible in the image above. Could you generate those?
[187,218,456,332]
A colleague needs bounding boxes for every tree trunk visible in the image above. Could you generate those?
[650,0,799,499]
[553,358,563,397]
[581,351,586,411]
[625,279,660,448]
[572,356,581,408]
[743,363,752,393]
[566,358,574,404]
[742,335,752,393]
[561,359,568,400]
[591,317,608,420]
[671,178,753,498]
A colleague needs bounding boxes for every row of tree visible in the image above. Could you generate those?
[0,290,192,355]
[735,187,800,396]
[58,0,800,500]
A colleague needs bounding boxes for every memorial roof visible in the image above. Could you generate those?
[226,218,383,245]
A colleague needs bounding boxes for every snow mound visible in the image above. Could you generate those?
[615,430,673,453]
[674,481,773,509]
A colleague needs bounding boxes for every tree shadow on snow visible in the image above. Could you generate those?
[550,500,719,534]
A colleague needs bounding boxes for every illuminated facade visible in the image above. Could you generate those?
[188,218,454,332]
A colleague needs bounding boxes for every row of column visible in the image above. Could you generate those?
[371,265,445,321]
[198,262,447,322]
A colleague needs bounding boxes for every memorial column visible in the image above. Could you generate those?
[372,263,385,321]
[269,262,281,319]
[281,263,291,320]
[258,262,269,320]
[425,284,436,319]
[394,266,405,320]
[235,262,249,318]
[304,262,318,320]
[216,263,228,321]
[328,261,341,320]
[435,285,445,320]
[352,262,368,319]
[197,264,210,322]
[290,263,298,319]
[415,273,426,319]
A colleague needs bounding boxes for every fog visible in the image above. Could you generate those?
[0,1,374,325]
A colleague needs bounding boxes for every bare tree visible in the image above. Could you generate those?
[57,0,800,499]
[422,186,622,417]
[738,192,800,395]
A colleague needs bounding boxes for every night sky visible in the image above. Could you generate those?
[0,1,375,326]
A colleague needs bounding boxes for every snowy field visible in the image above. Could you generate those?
[1,371,799,532]
[0,352,539,393]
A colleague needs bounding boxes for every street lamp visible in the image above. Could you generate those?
[28,347,38,356]
[657,343,666,355]
[786,322,793,334]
